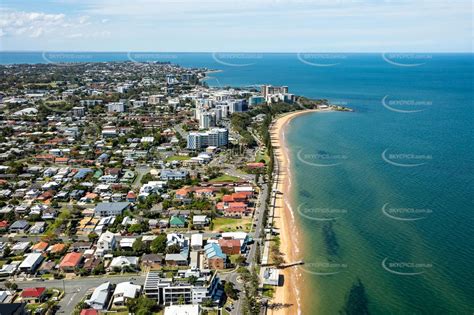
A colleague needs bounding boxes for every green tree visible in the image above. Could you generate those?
[128,223,143,234]
[92,262,105,275]
[166,243,181,254]
[225,281,238,300]
[150,233,167,253]
[132,237,148,254]
[235,255,246,266]
[88,232,99,242]
[127,296,155,314]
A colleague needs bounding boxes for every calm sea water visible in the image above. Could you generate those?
[1,52,473,314]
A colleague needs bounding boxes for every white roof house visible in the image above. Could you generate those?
[262,267,279,286]
[193,215,208,226]
[164,305,201,315]
[110,256,139,270]
[112,282,141,305]
[85,282,112,310]
[120,238,136,249]
[97,231,116,252]
[191,234,203,249]
[166,233,187,247]
[19,253,44,272]
[234,186,254,193]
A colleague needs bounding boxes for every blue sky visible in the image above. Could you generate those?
[0,0,472,52]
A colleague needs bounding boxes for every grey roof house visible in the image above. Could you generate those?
[94,202,130,217]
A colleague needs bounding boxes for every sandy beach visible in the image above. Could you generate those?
[268,109,321,315]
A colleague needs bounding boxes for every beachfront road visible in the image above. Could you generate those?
[224,178,268,315]
[15,275,145,314]
[249,179,268,268]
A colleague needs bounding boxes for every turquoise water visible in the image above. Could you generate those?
[2,52,473,314]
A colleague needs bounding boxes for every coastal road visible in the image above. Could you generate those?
[248,180,268,268]
[15,275,145,314]
[224,178,269,315]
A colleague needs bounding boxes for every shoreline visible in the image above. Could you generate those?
[268,109,323,315]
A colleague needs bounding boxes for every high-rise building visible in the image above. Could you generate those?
[260,85,289,102]
[227,99,248,113]
[187,128,228,150]
[199,112,216,129]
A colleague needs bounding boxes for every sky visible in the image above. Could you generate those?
[0,0,472,52]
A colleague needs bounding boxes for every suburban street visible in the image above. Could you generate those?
[15,275,146,314]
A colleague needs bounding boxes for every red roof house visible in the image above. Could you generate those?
[59,252,83,272]
[217,201,249,217]
[126,191,137,202]
[0,220,9,230]
[218,238,241,255]
[21,287,46,302]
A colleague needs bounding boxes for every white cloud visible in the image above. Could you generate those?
[0,0,471,51]
[0,9,108,39]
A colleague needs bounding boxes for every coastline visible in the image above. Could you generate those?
[268,109,322,315]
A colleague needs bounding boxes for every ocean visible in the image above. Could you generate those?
[1,52,473,314]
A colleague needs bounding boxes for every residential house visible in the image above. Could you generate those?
[165,253,188,266]
[0,290,13,303]
[20,287,46,303]
[9,220,30,233]
[169,216,186,228]
[41,208,57,220]
[217,201,249,217]
[96,231,116,256]
[164,305,201,315]
[31,241,49,253]
[19,253,44,273]
[12,242,30,255]
[190,234,203,250]
[85,282,112,310]
[112,282,141,306]
[37,261,56,275]
[126,191,137,202]
[70,241,92,252]
[0,262,19,277]
[175,187,191,200]
[83,256,101,272]
[195,188,214,199]
[29,222,46,234]
[218,239,241,255]
[59,252,83,272]
[141,253,163,269]
[262,267,280,286]
[0,220,8,231]
[110,256,139,271]
[192,215,209,229]
[204,243,226,270]
[160,169,188,181]
[119,238,136,250]
[47,243,67,255]
[94,202,130,217]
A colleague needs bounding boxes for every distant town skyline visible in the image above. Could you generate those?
[0,0,472,52]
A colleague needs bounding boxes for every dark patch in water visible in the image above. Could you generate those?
[322,221,339,257]
[340,278,370,315]
[300,189,312,198]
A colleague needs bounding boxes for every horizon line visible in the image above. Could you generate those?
[1,50,473,54]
